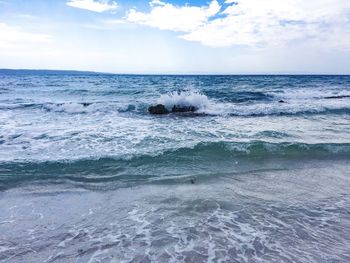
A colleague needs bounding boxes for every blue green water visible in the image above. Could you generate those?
[0,72,350,262]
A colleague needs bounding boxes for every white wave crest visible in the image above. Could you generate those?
[44,103,91,114]
[157,91,210,110]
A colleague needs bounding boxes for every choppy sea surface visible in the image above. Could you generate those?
[0,71,350,262]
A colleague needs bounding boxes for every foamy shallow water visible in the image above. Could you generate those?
[1,159,350,263]
[1,72,350,262]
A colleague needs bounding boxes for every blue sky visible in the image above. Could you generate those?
[0,0,350,74]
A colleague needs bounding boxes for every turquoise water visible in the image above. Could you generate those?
[0,72,350,262]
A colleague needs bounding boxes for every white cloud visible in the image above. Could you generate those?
[124,0,350,49]
[126,0,220,32]
[67,0,117,13]
[0,22,51,48]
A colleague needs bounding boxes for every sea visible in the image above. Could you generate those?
[0,71,350,262]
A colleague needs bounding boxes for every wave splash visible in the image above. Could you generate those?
[154,89,350,116]
[157,91,210,111]
[3,88,350,117]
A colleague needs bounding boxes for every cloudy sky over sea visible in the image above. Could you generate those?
[1,0,350,73]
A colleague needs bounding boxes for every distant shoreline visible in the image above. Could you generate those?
[0,68,108,75]
[0,68,350,76]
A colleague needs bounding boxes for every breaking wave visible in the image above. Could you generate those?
[2,89,350,117]
[1,141,349,190]
[157,91,210,111]
[153,90,350,116]
[0,102,143,114]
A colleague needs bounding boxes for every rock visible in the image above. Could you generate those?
[171,105,196,113]
[324,95,350,99]
[278,100,285,103]
[149,104,198,114]
[148,104,169,114]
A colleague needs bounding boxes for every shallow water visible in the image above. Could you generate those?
[0,72,350,262]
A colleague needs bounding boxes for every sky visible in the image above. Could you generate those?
[0,0,350,74]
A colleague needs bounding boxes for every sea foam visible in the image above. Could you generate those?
[157,91,210,111]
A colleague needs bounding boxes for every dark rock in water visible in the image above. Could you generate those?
[278,100,285,103]
[148,104,169,114]
[149,104,197,114]
[172,105,196,113]
[324,95,350,99]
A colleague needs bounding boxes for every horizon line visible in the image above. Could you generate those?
[1,68,350,76]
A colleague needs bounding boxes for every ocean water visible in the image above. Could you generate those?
[0,72,350,262]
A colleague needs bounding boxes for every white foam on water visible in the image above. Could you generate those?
[271,87,350,100]
[157,91,210,110]
[43,102,89,114]
[200,97,350,116]
[153,88,350,117]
